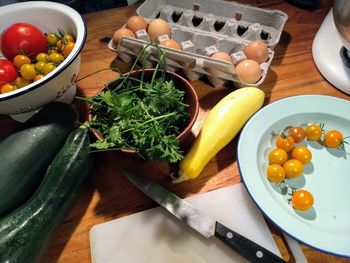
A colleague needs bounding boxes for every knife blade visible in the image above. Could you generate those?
[122,169,286,263]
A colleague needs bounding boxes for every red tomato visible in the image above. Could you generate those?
[0,23,47,60]
[0,59,17,85]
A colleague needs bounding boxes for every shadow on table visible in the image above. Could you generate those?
[262,31,292,98]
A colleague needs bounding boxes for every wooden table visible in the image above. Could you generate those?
[1,0,349,262]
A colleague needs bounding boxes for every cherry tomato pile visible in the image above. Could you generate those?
[0,23,76,94]
[266,123,348,211]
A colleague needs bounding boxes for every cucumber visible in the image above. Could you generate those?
[0,126,94,263]
[0,102,77,216]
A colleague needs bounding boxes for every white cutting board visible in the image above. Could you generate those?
[90,183,281,263]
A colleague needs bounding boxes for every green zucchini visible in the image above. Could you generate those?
[0,102,77,216]
[0,126,94,263]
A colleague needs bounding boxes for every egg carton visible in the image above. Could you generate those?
[109,0,288,88]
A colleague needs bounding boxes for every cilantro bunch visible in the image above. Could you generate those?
[86,46,190,163]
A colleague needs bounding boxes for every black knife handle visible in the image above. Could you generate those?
[214,222,286,263]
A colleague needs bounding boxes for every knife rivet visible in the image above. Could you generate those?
[226,232,233,239]
[256,251,263,258]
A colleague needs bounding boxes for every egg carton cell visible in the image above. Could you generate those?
[171,27,244,58]
[215,38,244,55]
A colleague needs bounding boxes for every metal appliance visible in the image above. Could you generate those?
[312,0,350,95]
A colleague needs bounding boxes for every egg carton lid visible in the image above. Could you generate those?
[136,0,288,48]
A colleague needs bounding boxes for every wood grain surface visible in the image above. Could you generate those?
[1,0,350,262]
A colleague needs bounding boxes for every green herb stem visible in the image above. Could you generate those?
[115,43,153,90]
[140,101,158,124]
[75,67,122,83]
[121,111,177,134]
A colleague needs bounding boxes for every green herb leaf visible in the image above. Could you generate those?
[90,83,189,163]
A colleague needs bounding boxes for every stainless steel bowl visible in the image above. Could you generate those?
[333,0,350,51]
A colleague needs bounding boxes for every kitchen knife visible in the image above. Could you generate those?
[122,169,286,263]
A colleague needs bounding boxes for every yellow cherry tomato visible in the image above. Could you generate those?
[266,164,285,183]
[324,130,343,148]
[43,62,56,75]
[20,64,36,80]
[305,124,323,141]
[56,39,63,51]
[291,189,314,211]
[13,55,31,69]
[47,33,59,46]
[0,83,17,94]
[63,33,75,42]
[289,126,306,143]
[36,53,50,62]
[33,74,44,82]
[268,148,288,165]
[62,41,75,57]
[283,159,304,178]
[34,61,46,73]
[291,146,312,164]
[276,135,295,152]
[49,52,64,64]
[48,47,58,54]
[15,77,32,88]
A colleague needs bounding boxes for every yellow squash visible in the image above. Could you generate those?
[173,87,265,183]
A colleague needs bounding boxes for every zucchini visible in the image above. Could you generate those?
[0,126,94,263]
[0,102,77,216]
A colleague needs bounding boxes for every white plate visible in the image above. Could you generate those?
[237,95,350,258]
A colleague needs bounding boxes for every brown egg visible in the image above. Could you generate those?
[159,39,181,50]
[147,18,171,42]
[235,59,262,84]
[210,52,233,63]
[243,40,269,64]
[112,28,135,47]
[126,15,148,34]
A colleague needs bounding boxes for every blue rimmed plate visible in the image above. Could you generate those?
[237,95,350,258]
